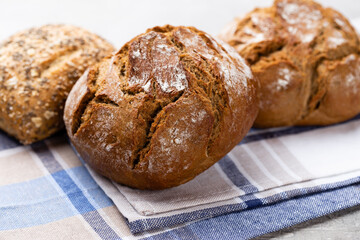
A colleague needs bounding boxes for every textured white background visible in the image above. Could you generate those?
[1,0,359,238]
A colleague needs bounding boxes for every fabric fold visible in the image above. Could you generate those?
[87,114,360,233]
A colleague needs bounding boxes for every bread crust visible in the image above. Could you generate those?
[64,25,258,189]
[219,0,360,127]
[0,24,114,144]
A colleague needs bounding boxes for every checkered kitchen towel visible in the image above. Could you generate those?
[2,18,360,240]
[83,17,360,235]
[88,114,360,234]
[1,114,360,240]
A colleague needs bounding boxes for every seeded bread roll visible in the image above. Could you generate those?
[64,25,258,190]
[219,0,360,127]
[0,24,114,144]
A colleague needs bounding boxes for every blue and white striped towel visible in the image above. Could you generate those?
[2,18,360,240]
[88,114,360,234]
[1,115,360,240]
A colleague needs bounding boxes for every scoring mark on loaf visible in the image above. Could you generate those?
[69,25,255,178]
[172,27,255,149]
[131,90,185,169]
[144,95,213,175]
[221,0,360,126]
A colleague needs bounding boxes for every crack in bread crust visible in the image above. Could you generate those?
[73,27,233,168]
[301,15,360,120]
[220,0,360,126]
[65,25,258,189]
[132,90,185,168]
[174,52,228,154]
[71,91,95,135]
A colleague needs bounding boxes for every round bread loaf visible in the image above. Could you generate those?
[0,24,114,144]
[64,25,258,190]
[219,0,360,127]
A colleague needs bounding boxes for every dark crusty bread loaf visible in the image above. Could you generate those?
[64,25,258,190]
[0,24,114,144]
[219,0,360,127]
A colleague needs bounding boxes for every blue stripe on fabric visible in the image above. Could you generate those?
[64,167,115,209]
[217,155,263,209]
[263,177,360,206]
[51,171,95,214]
[67,166,99,189]
[148,183,360,240]
[1,110,359,236]
[244,199,263,208]
[0,167,112,209]
[0,131,20,150]
[0,175,59,207]
[129,176,360,234]
[129,202,248,234]
[239,114,360,145]
[218,156,258,194]
[83,211,121,239]
[31,142,121,240]
[130,155,263,234]
[32,142,63,173]
[0,170,114,230]
[0,195,76,231]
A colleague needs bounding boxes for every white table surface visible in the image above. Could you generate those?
[1,0,360,239]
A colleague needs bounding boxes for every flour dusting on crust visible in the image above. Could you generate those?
[129,31,188,93]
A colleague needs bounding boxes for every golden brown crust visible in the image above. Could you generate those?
[219,0,360,127]
[0,24,114,144]
[64,25,258,190]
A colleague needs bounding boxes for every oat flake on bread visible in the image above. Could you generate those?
[0,24,114,144]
